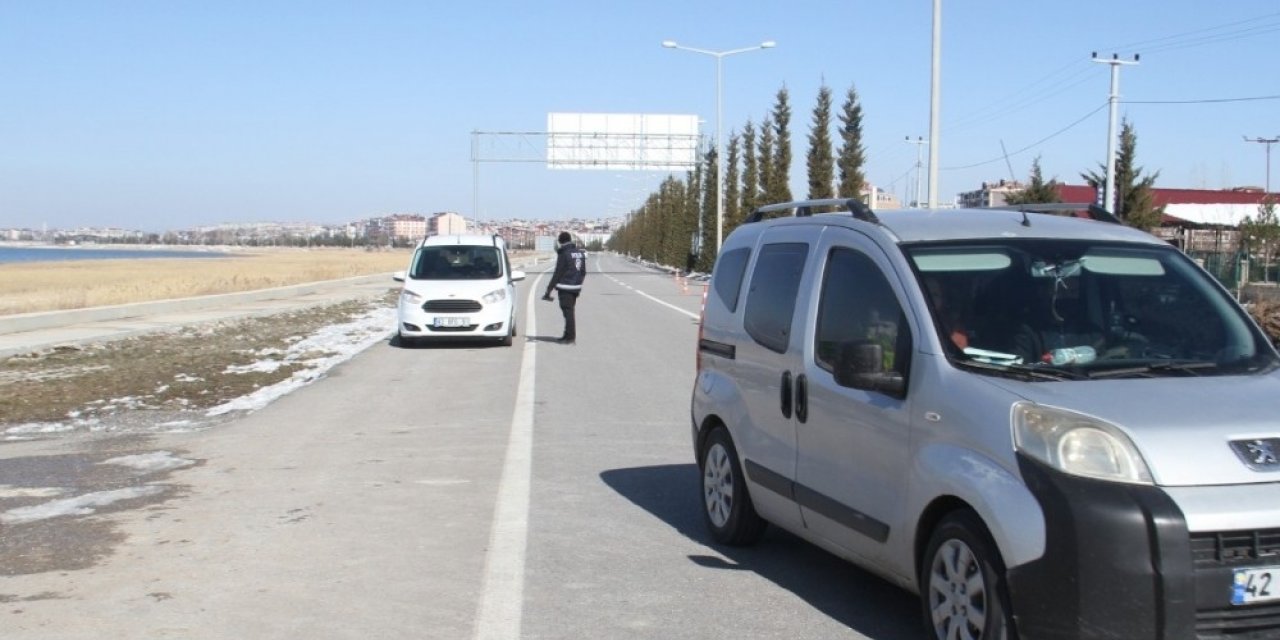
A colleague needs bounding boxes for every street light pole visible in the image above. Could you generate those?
[1093,52,1139,214]
[663,39,775,254]
[1244,135,1280,194]
[906,136,928,207]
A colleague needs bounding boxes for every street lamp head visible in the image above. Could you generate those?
[661,40,678,48]
[760,41,776,49]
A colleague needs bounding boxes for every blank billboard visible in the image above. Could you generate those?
[547,113,700,170]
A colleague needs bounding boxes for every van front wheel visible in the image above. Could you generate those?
[700,427,766,545]
[920,511,1013,640]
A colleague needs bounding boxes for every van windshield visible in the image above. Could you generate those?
[905,239,1278,379]
[410,246,503,280]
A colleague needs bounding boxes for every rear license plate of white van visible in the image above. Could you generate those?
[434,317,469,328]
[1232,566,1279,605]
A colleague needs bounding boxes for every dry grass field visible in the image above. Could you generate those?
[0,247,412,315]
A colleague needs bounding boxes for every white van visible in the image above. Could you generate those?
[393,234,525,346]
[692,199,1280,639]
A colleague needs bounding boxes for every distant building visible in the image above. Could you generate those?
[864,184,901,209]
[971,184,1277,252]
[958,180,1026,208]
[429,212,468,236]
[495,225,536,250]
[384,214,427,242]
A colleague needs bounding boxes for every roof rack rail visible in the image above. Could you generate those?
[990,203,1122,225]
[744,198,880,225]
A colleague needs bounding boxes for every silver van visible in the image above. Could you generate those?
[691,199,1280,639]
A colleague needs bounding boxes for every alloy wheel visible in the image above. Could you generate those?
[703,443,734,528]
[927,539,989,640]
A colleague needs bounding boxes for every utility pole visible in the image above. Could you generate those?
[906,136,928,207]
[1244,135,1280,194]
[1093,52,1139,214]
[927,0,941,208]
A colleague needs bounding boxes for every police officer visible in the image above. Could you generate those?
[542,231,586,344]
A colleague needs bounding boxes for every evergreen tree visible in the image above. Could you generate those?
[697,146,719,272]
[1004,156,1062,205]
[806,84,835,203]
[655,179,674,264]
[769,87,793,203]
[1082,119,1164,230]
[836,84,867,200]
[724,132,743,236]
[683,162,703,271]
[1240,195,1280,275]
[662,175,691,267]
[758,116,775,205]
[741,121,760,217]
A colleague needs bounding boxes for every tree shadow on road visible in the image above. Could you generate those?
[600,464,922,640]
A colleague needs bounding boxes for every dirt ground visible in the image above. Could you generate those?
[0,291,398,440]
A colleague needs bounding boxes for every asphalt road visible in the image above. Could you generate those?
[0,253,921,639]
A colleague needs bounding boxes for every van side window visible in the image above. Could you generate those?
[744,242,810,353]
[815,247,912,384]
[712,247,751,312]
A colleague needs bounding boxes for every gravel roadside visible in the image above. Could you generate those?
[1,289,400,442]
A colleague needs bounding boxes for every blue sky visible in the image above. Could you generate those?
[3,1,1278,231]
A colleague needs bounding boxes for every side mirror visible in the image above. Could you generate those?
[393,271,406,282]
[834,340,906,397]
[510,270,527,282]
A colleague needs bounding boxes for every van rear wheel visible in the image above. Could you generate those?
[920,511,1013,640]
[700,427,766,545]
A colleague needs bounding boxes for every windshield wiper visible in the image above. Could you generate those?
[1086,360,1218,379]
[956,359,1088,381]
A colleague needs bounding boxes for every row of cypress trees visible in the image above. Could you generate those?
[608,89,1183,270]
[608,82,868,271]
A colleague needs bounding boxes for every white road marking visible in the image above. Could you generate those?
[473,259,689,638]
[601,259,699,321]
[472,275,542,640]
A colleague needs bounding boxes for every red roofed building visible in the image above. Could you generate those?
[1055,184,1276,228]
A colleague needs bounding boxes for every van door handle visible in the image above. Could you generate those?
[780,371,793,419]
[795,374,808,424]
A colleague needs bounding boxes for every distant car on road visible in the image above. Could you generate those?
[393,234,525,346]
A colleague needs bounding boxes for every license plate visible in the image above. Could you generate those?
[1232,566,1279,605]
[433,317,469,328]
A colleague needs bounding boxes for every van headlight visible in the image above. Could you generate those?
[401,289,423,305]
[1012,402,1153,484]
[482,288,507,304]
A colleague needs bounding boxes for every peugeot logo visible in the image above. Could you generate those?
[1231,438,1280,471]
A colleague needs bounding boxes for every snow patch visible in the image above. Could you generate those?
[205,307,394,417]
[1,486,166,524]
[0,486,65,499]
[102,451,195,473]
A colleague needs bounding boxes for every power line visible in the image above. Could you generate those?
[942,10,1280,136]
[942,56,1100,133]
[940,102,1108,171]
[944,62,1100,134]
[1105,10,1280,53]
[1123,94,1280,105]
